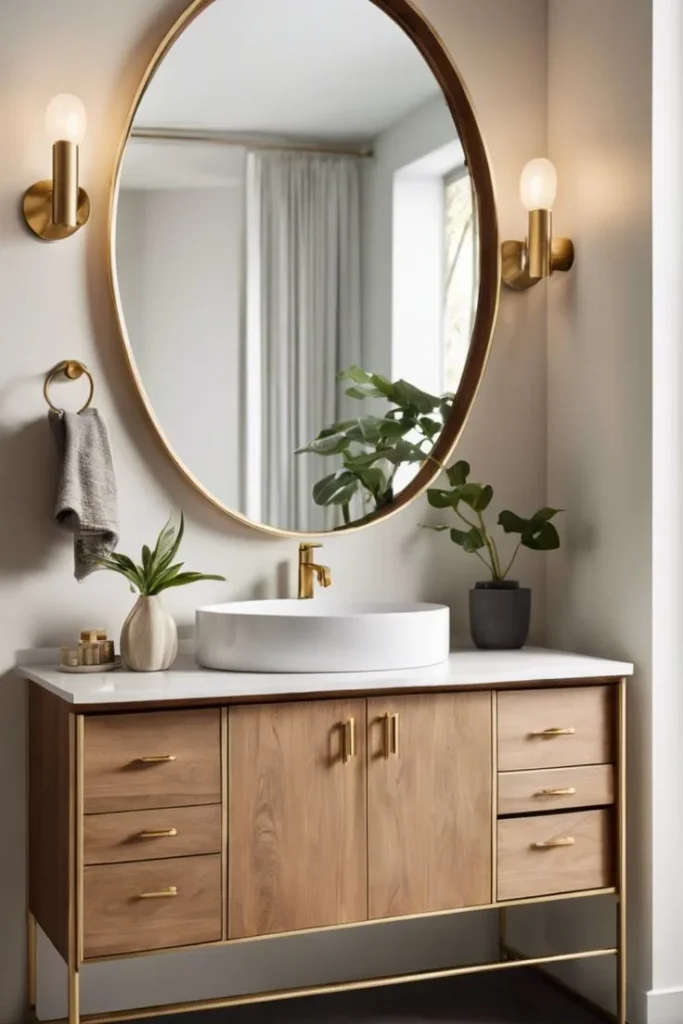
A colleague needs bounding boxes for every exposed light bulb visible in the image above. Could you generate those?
[45,94,87,145]
[519,158,557,212]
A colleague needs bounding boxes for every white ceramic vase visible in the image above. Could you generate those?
[120,595,178,672]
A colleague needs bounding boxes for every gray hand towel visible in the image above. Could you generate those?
[49,408,119,581]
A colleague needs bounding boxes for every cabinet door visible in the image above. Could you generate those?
[228,699,367,938]
[368,692,492,919]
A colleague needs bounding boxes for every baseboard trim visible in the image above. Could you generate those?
[639,985,683,1024]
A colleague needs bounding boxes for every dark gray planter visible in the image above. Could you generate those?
[469,580,531,650]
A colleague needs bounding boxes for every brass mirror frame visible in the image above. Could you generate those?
[108,0,500,539]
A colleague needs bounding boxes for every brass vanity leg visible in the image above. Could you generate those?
[616,678,627,1024]
[27,909,36,1011]
[68,965,80,1024]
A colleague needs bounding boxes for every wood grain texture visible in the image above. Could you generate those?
[83,804,222,865]
[83,709,221,813]
[83,854,221,957]
[367,692,492,919]
[497,687,613,771]
[497,810,613,901]
[228,700,367,939]
[28,682,73,961]
[498,765,615,816]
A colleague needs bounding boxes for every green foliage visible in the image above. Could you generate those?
[296,365,454,523]
[98,513,226,596]
[425,460,562,581]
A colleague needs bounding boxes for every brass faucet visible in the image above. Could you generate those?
[298,543,332,599]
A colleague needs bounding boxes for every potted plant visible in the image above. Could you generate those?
[425,461,561,649]
[98,513,225,671]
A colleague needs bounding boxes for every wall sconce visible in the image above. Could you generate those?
[501,158,574,290]
[23,94,90,241]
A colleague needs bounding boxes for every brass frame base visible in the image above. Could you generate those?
[501,237,575,290]
[22,181,90,241]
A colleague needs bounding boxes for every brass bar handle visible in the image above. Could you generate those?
[390,713,399,757]
[532,836,576,849]
[342,718,356,763]
[383,713,400,758]
[137,886,178,899]
[535,787,577,797]
[530,727,576,738]
[138,828,178,839]
[136,754,177,763]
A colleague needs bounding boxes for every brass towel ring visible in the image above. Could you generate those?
[44,360,94,414]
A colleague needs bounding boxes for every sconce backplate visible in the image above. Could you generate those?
[501,237,575,290]
[22,180,90,241]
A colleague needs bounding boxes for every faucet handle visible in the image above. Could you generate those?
[299,542,323,552]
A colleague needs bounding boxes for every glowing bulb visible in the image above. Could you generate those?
[519,158,557,212]
[45,94,87,145]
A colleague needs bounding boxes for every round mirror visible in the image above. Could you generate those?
[111,0,498,536]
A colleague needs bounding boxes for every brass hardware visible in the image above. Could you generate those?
[221,707,228,942]
[535,787,577,797]
[136,754,176,763]
[532,836,575,849]
[530,727,576,737]
[617,678,627,1024]
[138,828,178,839]
[24,95,90,241]
[298,543,332,599]
[108,0,499,540]
[46,949,619,1024]
[382,712,400,759]
[137,886,178,899]
[24,177,90,242]
[502,159,574,290]
[44,361,95,415]
[342,718,356,763]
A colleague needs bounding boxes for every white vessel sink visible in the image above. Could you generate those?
[195,600,450,673]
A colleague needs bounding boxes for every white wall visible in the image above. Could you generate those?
[544,0,653,1020]
[0,0,548,1021]
[116,184,245,509]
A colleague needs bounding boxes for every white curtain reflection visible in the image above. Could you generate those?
[245,150,362,531]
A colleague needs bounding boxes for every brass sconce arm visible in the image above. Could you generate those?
[23,94,90,241]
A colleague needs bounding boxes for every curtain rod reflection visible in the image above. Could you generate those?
[131,128,374,159]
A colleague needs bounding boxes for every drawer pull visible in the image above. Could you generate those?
[530,727,576,738]
[138,828,178,839]
[383,713,400,759]
[137,886,178,899]
[342,718,356,763]
[532,836,576,849]
[535,787,577,797]
[136,755,177,763]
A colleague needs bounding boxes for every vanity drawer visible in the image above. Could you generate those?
[497,810,613,902]
[83,709,221,813]
[497,686,613,771]
[498,765,614,816]
[84,804,222,865]
[83,854,222,958]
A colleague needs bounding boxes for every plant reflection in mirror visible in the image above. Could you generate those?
[295,366,454,525]
[424,460,562,580]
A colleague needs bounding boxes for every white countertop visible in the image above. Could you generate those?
[16,647,633,707]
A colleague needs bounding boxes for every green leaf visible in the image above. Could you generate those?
[529,507,563,523]
[151,515,177,570]
[295,433,351,456]
[522,520,561,551]
[391,379,440,414]
[418,416,442,439]
[498,509,528,534]
[141,545,152,574]
[338,364,374,385]
[312,471,359,507]
[155,572,227,592]
[427,488,459,509]
[356,466,387,498]
[446,461,470,486]
[344,384,387,401]
[458,483,488,511]
[450,527,485,552]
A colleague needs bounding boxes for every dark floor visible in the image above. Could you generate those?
[158,971,607,1024]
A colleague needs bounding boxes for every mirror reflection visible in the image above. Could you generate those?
[115,0,479,532]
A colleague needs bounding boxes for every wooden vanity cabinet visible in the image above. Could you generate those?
[25,662,628,1024]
